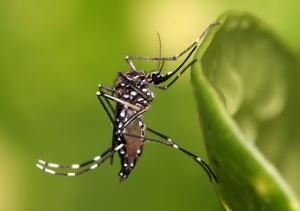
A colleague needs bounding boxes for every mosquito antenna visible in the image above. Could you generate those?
[156,32,164,74]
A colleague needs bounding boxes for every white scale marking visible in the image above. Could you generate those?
[115,144,124,151]
[138,121,143,127]
[130,163,134,167]
[71,164,80,169]
[137,149,141,154]
[131,91,137,96]
[48,163,60,168]
[38,159,46,165]
[118,122,123,128]
[142,88,147,92]
[36,164,43,170]
[90,164,98,169]
[93,156,101,161]
[45,168,56,174]
[124,94,129,98]
[68,173,76,176]
[124,163,128,167]
[196,157,202,162]
[151,92,155,98]
[120,109,126,118]
[173,144,179,149]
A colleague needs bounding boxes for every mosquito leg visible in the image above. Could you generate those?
[37,148,111,169]
[125,22,219,63]
[36,144,124,176]
[163,59,197,90]
[97,88,166,145]
[98,84,115,93]
[146,127,172,143]
[98,91,163,144]
[121,132,218,183]
[97,91,118,128]
[98,84,117,114]
[96,90,143,153]
[97,91,141,111]
[96,89,129,158]
[170,22,219,60]
[96,88,149,135]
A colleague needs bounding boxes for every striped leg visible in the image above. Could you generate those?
[121,132,218,183]
[36,144,124,176]
[37,148,110,170]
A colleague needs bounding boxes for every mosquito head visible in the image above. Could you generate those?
[147,71,173,85]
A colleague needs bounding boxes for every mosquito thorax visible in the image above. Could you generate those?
[114,70,155,108]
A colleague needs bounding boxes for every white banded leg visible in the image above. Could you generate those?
[36,144,124,176]
[121,132,218,183]
[37,148,110,170]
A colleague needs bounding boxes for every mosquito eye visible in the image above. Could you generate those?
[151,73,159,84]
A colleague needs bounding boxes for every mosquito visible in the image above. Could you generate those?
[36,22,220,183]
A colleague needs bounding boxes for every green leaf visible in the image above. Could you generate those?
[192,11,300,210]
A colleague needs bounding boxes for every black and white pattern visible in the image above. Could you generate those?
[36,22,219,183]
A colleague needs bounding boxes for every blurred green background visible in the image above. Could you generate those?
[0,0,299,211]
